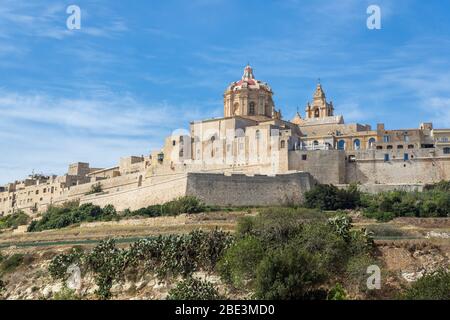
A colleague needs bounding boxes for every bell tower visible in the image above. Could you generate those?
[305,83,334,119]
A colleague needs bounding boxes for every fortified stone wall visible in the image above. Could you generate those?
[288,150,346,184]
[79,173,188,211]
[345,149,450,184]
[185,172,314,207]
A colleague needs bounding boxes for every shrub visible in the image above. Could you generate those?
[218,236,265,287]
[293,222,349,273]
[28,202,117,232]
[48,247,84,280]
[361,188,450,220]
[85,183,103,195]
[304,184,361,211]
[402,269,450,300]
[85,239,127,299]
[125,196,206,217]
[237,207,323,246]
[0,211,30,230]
[167,277,221,300]
[254,244,326,300]
[327,283,347,300]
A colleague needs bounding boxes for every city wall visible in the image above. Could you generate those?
[185,172,314,207]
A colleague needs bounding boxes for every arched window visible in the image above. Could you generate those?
[368,138,376,149]
[338,140,346,150]
[280,140,286,149]
[353,139,361,150]
[314,108,320,118]
[325,142,332,150]
[249,102,255,115]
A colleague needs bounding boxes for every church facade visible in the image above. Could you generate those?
[1,66,450,215]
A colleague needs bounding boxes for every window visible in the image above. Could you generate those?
[376,146,383,150]
[408,144,415,149]
[444,147,450,154]
[353,139,361,150]
[255,130,260,140]
[383,135,391,143]
[338,140,346,150]
[249,102,255,115]
[397,145,404,149]
[314,109,320,118]
[404,153,409,161]
[387,145,393,150]
[302,154,307,161]
[172,140,176,146]
[384,154,390,162]
[404,135,410,142]
[368,138,376,149]
[280,140,286,149]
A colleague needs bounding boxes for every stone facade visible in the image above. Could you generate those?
[1,65,450,216]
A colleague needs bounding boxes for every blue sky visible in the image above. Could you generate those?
[1,0,450,183]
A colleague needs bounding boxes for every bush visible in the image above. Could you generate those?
[254,244,326,300]
[304,184,361,211]
[0,211,30,230]
[360,184,450,221]
[85,183,103,195]
[237,207,323,246]
[327,283,347,300]
[125,196,206,217]
[28,201,117,232]
[167,277,221,300]
[218,236,265,287]
[402,270,450,300]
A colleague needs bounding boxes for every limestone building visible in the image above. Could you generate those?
[1,65,450,216]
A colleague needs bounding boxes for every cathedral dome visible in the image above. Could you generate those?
[226,65,272,92]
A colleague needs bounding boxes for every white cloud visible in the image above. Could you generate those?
[0,90,206,184]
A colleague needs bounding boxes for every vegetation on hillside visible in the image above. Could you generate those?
[218,210,375,300]
[28,201,117,232]
[0,211,29,230]
[402,270,450,300]
[48,229,232,299]
[304,181,450,221]
[28,196,207,232]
